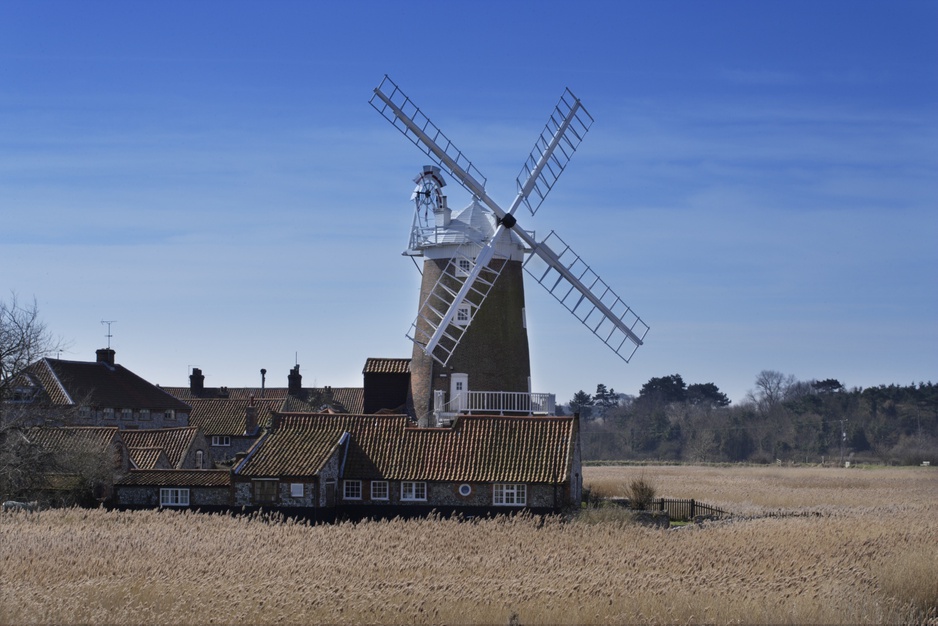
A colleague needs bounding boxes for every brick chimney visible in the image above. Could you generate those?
[189,368,205,394]
[245,395,258,435]
[95,348,115,365]
[288,365,303,396]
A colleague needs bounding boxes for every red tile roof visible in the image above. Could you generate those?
[128,447,171,470]
[162,387,365,414]
[398,416,577,483]
[236,414,409,477]
[186,397,279,436]
[120,427,200,469]
[116,470,231,487]
[236,413,577,484]
[24,426,121,455]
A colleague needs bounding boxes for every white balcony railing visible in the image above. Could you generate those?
[433,390,555,425]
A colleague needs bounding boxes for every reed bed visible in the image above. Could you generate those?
[586,464,936,514]
[1,465,935,625]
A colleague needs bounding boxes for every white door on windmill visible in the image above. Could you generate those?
[450,373,468,411]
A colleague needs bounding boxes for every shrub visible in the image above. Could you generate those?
[626,475,656,510]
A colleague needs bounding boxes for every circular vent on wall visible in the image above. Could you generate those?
[458,484,472,497]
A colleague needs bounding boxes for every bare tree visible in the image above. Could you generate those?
[747,370,796,413]
[0,427,55,499]
[0,294,70,500]
[1,292,67,388]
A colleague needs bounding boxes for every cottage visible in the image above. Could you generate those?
[184,396,273,464]
[2,349,191,429]
[115,470,231,510]
[232,412,581,517]
[19,426,130,505]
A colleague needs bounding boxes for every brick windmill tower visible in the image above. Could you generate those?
[371,76,650,426]
[404,165,532,423]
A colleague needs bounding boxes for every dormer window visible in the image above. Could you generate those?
[140,409,150,421]
[79,406,91,420]
[103,408,115,420]
[121,409,133,420]
[10,386,36,403]
[166,410,176,420]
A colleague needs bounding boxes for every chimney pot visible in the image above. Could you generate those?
[95,348,115,365]
[189,368,205,393]
[288,364,303,396]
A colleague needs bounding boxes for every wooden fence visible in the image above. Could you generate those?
[589,493,729,522]
[650,498,728,521]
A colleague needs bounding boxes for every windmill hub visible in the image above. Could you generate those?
[498,214,517,229]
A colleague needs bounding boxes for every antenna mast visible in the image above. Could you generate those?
[100,320,117,349]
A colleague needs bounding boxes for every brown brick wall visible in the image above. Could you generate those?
[410,257,531,421]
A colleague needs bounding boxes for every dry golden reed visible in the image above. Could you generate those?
[1,465,935,625]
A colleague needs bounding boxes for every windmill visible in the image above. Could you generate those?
[370,76,649,424]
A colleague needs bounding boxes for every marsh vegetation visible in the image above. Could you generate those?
[1,465,935,624]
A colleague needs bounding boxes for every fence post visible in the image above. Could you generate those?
[691,499,696,519]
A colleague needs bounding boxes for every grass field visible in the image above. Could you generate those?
[1,465,935,625]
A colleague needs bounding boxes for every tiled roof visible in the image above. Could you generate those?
[128,447,171,470]
[363,358,411,375]
[400,416,576,483]
[161,387,289,401]
[186,397,279,436]
[235,414,408,477]
[116,470,231,487]
[236,413,576,484]
[18,358,190,412]
[120,427,199,469]
[24,426,120,455]
[162,387,365,414]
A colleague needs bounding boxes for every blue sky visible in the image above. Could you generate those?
[2,1,936,405]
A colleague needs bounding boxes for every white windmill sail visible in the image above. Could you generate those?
[524,231,649,361]
[371,75,649,366]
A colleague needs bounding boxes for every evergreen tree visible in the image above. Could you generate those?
[568,390,594,420]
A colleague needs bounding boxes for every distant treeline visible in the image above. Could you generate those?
[564,373,937,465]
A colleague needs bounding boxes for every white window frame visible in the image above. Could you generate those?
[401,481,427,501]
[121,408,133,420]
[454,302,471,326]
[456,257,473,277]
[493,483,527,506]
[103,408,115,420]
[290,483,304,498]
[166,410,176,420]
[79,406,91,420]
[343,479,362,500]
[195,450,204,469]
[371,481,389,500]
[139,408,151,421]
[211,435,231,447]
[160,488,190,507]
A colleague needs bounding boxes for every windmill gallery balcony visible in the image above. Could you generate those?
[432,390,555,425]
